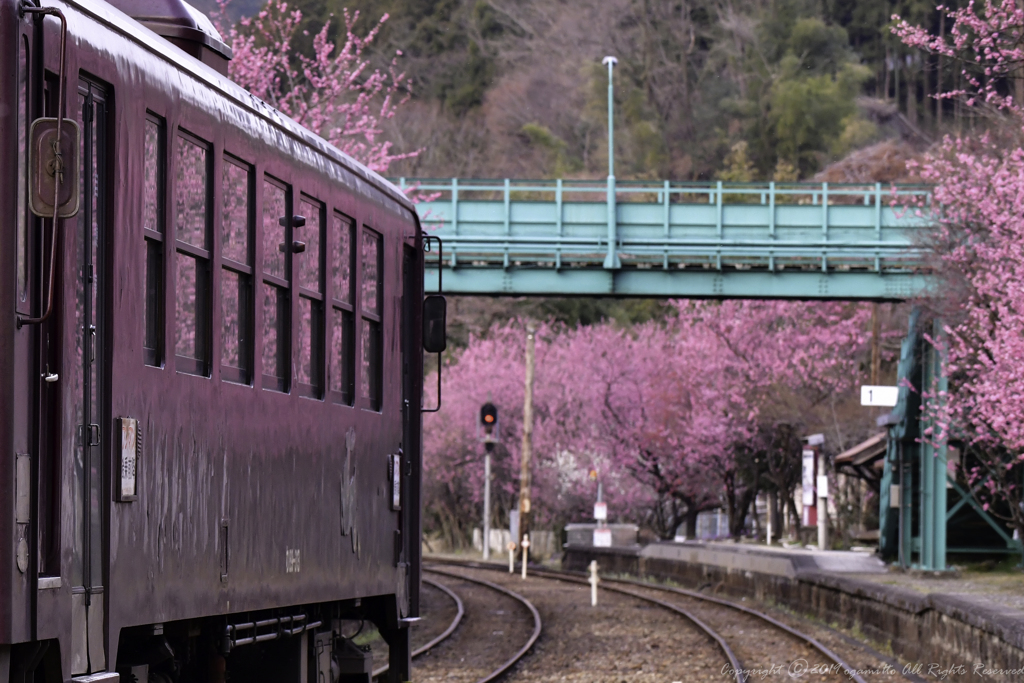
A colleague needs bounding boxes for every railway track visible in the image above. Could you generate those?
[373,578,466,679]
[428,559,913,682]
[375,569,542,682]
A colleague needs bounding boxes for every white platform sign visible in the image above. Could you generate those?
[802,450,816,506]
[594,502,607,521]
[861,385,898,407]
[593,528,612,547]
[817,475,829,498]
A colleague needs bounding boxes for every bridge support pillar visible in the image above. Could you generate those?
[877,311,1024,569]
[880,310,949,570]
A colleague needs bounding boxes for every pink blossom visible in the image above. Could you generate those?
[213,0,419,175]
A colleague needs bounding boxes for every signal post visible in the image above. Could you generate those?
[480,402,498,560]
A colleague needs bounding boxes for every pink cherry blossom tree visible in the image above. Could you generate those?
[422,301,872,546]
[894,0,1024,544]
[214,0,417,173]
[663,300,871,538]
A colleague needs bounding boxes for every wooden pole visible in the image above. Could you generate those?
[937,9,945,126]
[871,303,881,387]
[517,323,536,556]
[1018,3,1024,114]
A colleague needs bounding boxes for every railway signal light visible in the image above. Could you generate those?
[480,403,498,443]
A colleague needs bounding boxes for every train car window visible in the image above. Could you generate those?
[296,196,324,398]
[174,132,212,375]
[143,115,166,366]
[297,197,322,292]
[261,177,290,391]
[221,156,253,384]
[262,180,287,279]
[16,38,28,313]
[329,212,355,405]
[360,227,382,411]
[333,214,354,304]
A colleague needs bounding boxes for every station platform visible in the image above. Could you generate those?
[641,540,887,577]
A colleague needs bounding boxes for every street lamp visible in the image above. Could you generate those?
[602,56,617,177]
[601,56,621,269]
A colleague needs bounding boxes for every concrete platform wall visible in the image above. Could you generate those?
[564,545,1024,682]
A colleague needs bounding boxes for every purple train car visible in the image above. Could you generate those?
[1,1,437,681]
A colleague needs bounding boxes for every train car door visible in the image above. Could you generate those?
[11,6,38,648]
[66,78,110,676]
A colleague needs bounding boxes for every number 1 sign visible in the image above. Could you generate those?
[860,385,898,407]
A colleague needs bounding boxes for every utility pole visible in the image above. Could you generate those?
[871,304,881,387]
[602,56,620,269]
[517,324,536,557]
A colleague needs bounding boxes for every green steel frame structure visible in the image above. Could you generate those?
[402,178,934,299]
[878,310,1021,570]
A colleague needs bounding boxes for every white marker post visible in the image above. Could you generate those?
[521,534,530,579]
[507,541,516,574]
[589,560,599,606]
[817,460,830,551]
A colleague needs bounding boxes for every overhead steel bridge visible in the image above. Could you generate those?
[398,178,935,300]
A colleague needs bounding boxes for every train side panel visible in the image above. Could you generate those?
[4,0,423,680]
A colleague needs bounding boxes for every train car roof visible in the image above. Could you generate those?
[61,0,417,219]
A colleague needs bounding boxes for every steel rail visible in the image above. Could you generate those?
[593,582,744,683]
[372,577,466,679]
[609,575,869,683]
[429,559,869,683]
[423,567,542,683]
[426,563,743,683]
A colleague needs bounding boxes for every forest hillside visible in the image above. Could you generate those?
[193,0,949,182]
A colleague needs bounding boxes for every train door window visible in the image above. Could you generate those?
[261,177,290,392]
[174,132,211,375]
[329,212,354,405]
[16,38,29,314]
[143,114,165,365]
[295,196,324,398]
[221,155,253,384]
[360,227,382,411]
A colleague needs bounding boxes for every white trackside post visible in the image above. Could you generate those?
[507,541,516,573]
[521,534,530,579]
[589,560,599,606]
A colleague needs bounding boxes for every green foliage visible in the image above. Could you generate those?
[832,116,879,158]
[534,298,671,329]
[718,142,755,183]
[436,40,494,114]
[520,123,578,177]
[769,61,872,174]
[728,2,877,179]
[773,158,800,182]
[218,0,937,182]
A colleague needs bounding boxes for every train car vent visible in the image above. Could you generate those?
[107,0,233,75]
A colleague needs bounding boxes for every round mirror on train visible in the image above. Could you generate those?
[28,117,80,218]
[422,295,447,353]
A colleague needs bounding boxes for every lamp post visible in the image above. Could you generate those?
[602,56,621,269]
